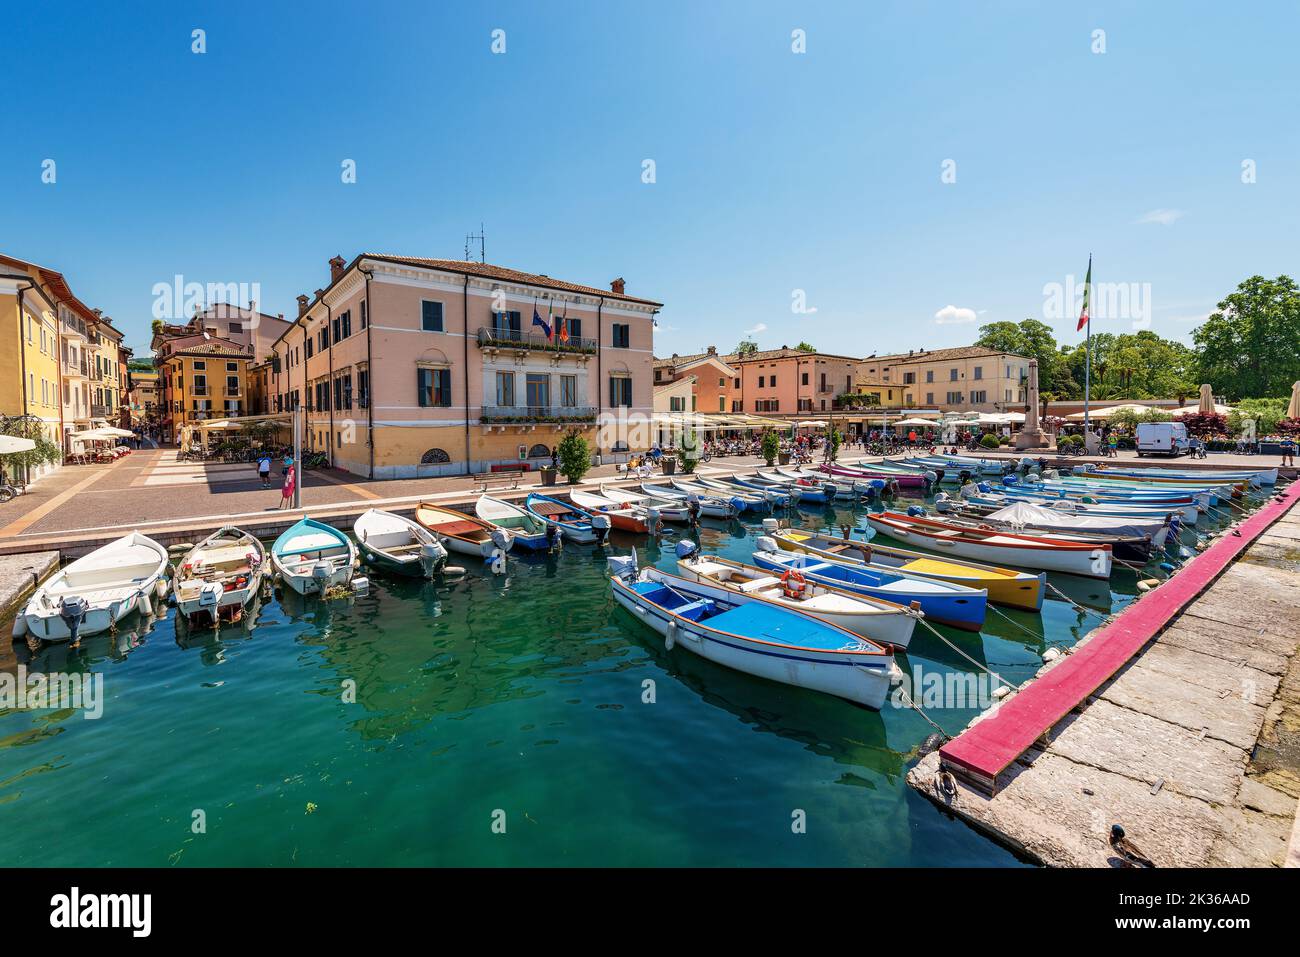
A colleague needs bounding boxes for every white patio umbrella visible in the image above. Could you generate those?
[1064,403,1155,421]
[0,435,37,455]
[1287,381,1300,419]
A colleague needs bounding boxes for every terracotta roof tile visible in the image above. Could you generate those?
[366,255,663,307]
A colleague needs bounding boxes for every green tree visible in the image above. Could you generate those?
[794,341,816,353]
[0,415,62,481]
[760,429,780,466]
[556,429,591,483]
[1193,275,1300,400]
[733,339,758,357]
[976,318,1071,395]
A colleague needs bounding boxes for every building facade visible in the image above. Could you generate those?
[0,265,62,482]
[653,348,738,413]
[269,255,660,478]
[154,333,253,444]
[858,346,1030,412]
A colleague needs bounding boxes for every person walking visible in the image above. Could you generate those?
[279,462,296,509]
[257,452,272,488]
[1281,435,1296,468]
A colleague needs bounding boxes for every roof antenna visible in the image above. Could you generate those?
[465,223,485,263]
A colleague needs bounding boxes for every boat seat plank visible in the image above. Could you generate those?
[432,520,487,537]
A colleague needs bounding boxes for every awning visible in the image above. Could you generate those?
[1065,403,1157,421]
[0,435,37,455]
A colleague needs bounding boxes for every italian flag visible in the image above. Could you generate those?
[1076,256,1092,332]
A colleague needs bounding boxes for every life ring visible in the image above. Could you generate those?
[780,569,807,599]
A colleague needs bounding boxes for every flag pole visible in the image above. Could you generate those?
[1082,254,1092,445]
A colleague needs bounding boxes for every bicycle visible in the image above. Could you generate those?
[0,476,28,504]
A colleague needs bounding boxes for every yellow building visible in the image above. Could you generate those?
[858,346,1030,412]
[153,331,252,445]
[0,263,63,483]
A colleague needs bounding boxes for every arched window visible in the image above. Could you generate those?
[420,448,450,465]
[527,443,551,458]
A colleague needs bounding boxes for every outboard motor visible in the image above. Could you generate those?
[1024,473,1043,484]
[754,535,779,554]
[59,595,90,645]
[420,539,449,576]
[906,505,925,517]
[1042,468,1060,481]
[490,528,513,553]
[932,467,945,485]
[592,513,612,544]
[960,482,980,500]
[675,540,698,560]
[761,517,780,535]
[311,562,332,586]
[922,470,938,488]
[1001,475,1019,487]
[606,551,638,581]
[958,469,972,486]
[869,478,886,500]
[645,506,662,536]
[1072,465,1089,475]
[934,491,952,512]
[198,581,223,610]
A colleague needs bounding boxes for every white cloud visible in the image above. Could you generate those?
[1136,208,1185,225]
[933,305,978,325]
[744,322,767,336]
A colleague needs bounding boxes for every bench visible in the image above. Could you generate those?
[473,464,527,492]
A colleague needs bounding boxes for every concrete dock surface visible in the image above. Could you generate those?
[909,497,1300,867]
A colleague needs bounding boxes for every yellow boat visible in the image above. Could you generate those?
[770,528,1046,612]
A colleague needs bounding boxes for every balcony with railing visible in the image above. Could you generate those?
[62,357,89,378]
[480,405,597,425]
[91,403,111,418]
[476,326,597,356]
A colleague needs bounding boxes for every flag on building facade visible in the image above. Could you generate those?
[531,303,551,339]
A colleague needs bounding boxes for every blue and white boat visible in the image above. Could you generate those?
[776,466,859,500]
[671,476,764,512]
[271,517,358,596]
[608,554,898,709]
[753,469,831,504]
[752,537,988,631]
[522,492,612,544]
[640,482,737,518]
[1080,464,1277,487]
[724,474,796,507]
[475,494,551,551]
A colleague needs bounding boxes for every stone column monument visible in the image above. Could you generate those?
[1014,358,1049,449]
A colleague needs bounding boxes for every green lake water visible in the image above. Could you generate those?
[1,491,1230,867]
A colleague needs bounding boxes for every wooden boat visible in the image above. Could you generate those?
[776,466,858,499]
[676,549,920,648]
[271,518,357,595]
[921,507,1160,562]
[944,488,1198,524]
[671,477,762,512]
[354,508,449,577]
[174,526,267,623]
[1086,464,1277,486]
[416,502,514,558]
[600,484,691,522]
[523,492,612,544]
[695,474,789,507]
[608,556,897,709]
[771,527,1045,612]
[640,482,736,518]
[983,482,1203,521]
[864,511,1113,579]
[753,469,830,503]
[570,489,660,534]
[751,539,988,631]
[15,532,169,643]
[819,462,927,489]
[942,499,1173,546]
[474,495,550,550]
[724,474,797,506]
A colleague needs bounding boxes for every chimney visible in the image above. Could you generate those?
[329,255,346,282]
[296,294,310,318]
[707,345,716,354]
[277,313,284,321]
[610,277,625,295]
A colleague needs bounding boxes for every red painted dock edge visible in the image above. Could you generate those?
[939,481,1299,794]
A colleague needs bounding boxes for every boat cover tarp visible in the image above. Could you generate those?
[985,501,1162,539]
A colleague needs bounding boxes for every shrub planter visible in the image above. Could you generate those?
[539,467,558,487]
[661,456,677,475]
[778,452,792,465]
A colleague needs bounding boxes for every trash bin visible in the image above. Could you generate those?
[778,452,792,465]
[540,467,558,487]
[661,456,677,475]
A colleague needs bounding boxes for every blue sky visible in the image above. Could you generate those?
[3,0,1297,358]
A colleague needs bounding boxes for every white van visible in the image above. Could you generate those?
[1136,421,1190,457]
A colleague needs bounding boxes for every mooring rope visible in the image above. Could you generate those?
[894,682,949,739]
[986,603,1044,641]
[1043,579,1111,621]
[914,616,1023,691]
